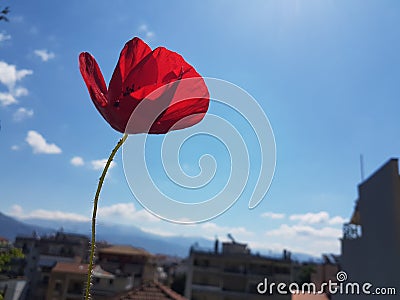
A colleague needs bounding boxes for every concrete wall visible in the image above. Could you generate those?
[335,159,400,299]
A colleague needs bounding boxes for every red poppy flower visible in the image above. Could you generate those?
[79,37,209,134]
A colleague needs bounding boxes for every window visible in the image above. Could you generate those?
[67,281,83,294]
[55,281,62,293]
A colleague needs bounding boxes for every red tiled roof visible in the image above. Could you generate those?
[292,294,329,300]
[98,245,151,257]
[119,281,187,300]
[0,237,9,243]
[52,262,114,277]
[52,262,89,275]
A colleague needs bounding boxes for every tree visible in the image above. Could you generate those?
[0,247,24,300]
[0,247,24,272]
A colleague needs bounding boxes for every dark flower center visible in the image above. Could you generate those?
[123,84,135,96]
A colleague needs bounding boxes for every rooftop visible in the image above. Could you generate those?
[52,262,88,275]
[98,245,151,257]
[292,294,329,300]
[0,237,9,243]
[52,262,113,278]
[119,281,187,300]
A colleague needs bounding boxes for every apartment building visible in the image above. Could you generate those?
[14,231,89,299]
[185,241,293,300]
[97,245,156,288]
[334,158,400,299]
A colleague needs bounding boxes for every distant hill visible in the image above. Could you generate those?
[0,212,212,257]
[0,212,319,261]
[0,212,54,240]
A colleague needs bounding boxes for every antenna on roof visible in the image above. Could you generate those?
[360,154,365,182]
[227,233,236,244]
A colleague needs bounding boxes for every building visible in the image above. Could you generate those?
[335,158,400,299]
[43,244,158,299]
[0,236,27,300]
[0,278,27,300]
[46,262,133,300]
[0,237,9,247]
[310,254,339,292]
[14,231,89,299]
[97,245,156,288]
[45,259,182,300]
[153,254,187,286]
[185,240,294,300]
[46,262,88,300]
[119,281,187,300]
[292,294,328,300]
[15,232,89,261]
[12,232,159,299]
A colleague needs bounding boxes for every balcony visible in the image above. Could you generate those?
[343,223,362,240]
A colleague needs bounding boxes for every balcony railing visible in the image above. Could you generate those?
[343,223,362,240]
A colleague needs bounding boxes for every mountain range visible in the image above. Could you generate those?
[0,211,318,261]
[0,211,212,257]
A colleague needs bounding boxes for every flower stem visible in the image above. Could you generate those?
[85,133,128,300]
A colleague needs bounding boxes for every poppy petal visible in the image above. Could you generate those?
[152,76,209,133]
[123,47,188,90]
[108,37,152,104]
[79,52,108,107]
[124,76,209,134]
[79,37,210,134]
[121,47,209,133]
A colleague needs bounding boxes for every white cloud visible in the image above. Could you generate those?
[290,211,329,224]
[13,87,28,97]
[70,156,84,167]
[289,211,346,225]
[0,32,11,43]
[34,49,55,62]
[328,216,347,225]
[200,222,255,240]
[99,203,135,218]
[261,212,285,219]
[98,202,160,223]
[25,130,62,154]
[13,107,33,122]
[0,61,32,106]
[250,238,339,258]
[138,24,155,40]
[266,224,341,239]
[0,61,32,90]
[11,145,19,151]
[10,205,89,222]
[261,223,342,256]
[91,158,116,170]
[11,205,23,216]
[0,92,16,105]
[128,220,256,244]
[141,227,176,237]
[134,209,160,222]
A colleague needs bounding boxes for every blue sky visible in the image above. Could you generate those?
[1,0,400,257]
